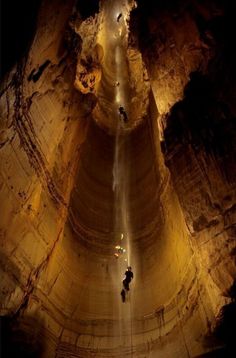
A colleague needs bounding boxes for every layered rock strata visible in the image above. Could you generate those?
[0,0,235,357]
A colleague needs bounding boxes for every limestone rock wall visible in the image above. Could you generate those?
[132,0,236,349]
[0,0,235,357]
[30,101,212,358]
[0,0,89,348]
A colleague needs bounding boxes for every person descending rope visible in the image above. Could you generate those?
[121,266,133,302]
[118,106,128,123]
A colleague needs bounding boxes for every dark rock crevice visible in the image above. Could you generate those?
[0,0,42,79]
[27,60,51,83]
[75,0,99,20]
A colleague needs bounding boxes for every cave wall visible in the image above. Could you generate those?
[131,0,236,351]
[0,0,42,79]
[35,113,203,357]
[0,0,91,355]
[0,0,236,357]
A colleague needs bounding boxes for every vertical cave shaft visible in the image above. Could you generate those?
[0,0,236,357]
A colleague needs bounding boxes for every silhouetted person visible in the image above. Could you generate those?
[119,106,128,123]
[123,266,133,290]
[121,288,126,302]
[117,13,122,22]
[121,267,133,302]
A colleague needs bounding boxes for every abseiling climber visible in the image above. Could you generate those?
[121,266,133,302]
[118,106,128,123]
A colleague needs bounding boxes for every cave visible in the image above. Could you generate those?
[0,0,236,357]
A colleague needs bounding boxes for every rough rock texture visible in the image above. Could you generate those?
[0,0,236,357]
[131,0,236,353]
[73,15,102,94]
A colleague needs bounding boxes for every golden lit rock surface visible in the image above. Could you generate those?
[0,0,236,357]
